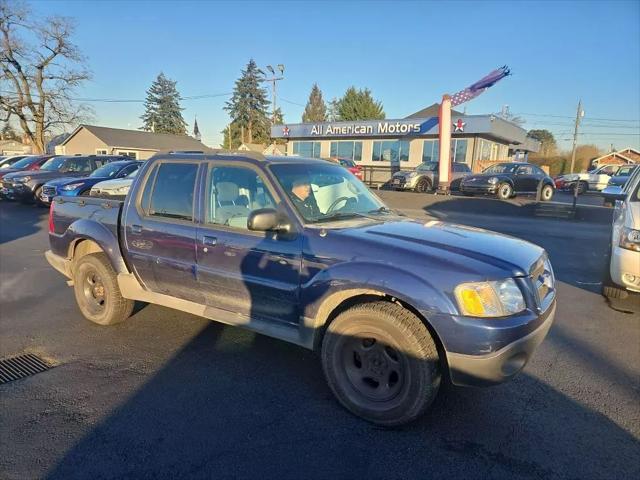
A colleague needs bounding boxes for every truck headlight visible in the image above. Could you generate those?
[487,177,499,184]
[62,183,84,191]
[454,279,526,317]
[619,227,640,252]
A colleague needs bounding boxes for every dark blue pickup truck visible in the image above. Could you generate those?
[46,152,556,426]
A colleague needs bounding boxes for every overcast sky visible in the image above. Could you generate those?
[32,0,640,150]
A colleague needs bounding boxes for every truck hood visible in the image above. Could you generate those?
[333,219,544,278]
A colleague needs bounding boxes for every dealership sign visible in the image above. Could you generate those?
[272,117,440,138]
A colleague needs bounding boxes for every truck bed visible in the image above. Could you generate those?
[49,196,124,259]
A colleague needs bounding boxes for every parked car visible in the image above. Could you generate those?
[0,155,56,181]
[392,161,471,192]
[603,165,640,299]
[0,154,33,169]
[89,169,139,198]
[606,164,637,189]
[325,157,363,180]
[40,160,142,204]
[460,162,555,200]
[559,163,628,194]
[46,153,556,426]
[2,155,128,204]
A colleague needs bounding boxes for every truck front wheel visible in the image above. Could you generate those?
[321,301,441,426]
[73,253,134,325]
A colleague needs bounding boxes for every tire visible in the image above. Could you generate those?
[73,253,134,325]
[20,185,39,204]
[540,184,554,201]
[603,285,628,300]
[414,177,431,193]
[497,183,513,200]
[321,301,441,426]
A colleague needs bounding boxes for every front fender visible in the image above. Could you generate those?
[64,219,128,274]
[302,261,458,336]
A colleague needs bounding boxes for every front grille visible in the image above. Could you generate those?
[42,185,57,197]
[0,353,52,384]
[530,256,555,311]
[2,181,13,189]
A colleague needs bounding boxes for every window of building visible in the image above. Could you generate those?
[372,140,410,162]
[451,139,468,163]
[118,150,138,159]
[422,140,440,163]
[292,141,321,158]
[206,166,276,230]
[479,139,492,161]
[329,141,363,161]
[147,163,198,221]
[96,149,108,155]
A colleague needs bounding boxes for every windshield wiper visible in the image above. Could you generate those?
[311,211,375,224]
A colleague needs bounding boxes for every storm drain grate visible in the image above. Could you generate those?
[0,353,52,385]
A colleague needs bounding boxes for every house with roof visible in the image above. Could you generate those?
[591,147,640,168]
[238,142,287,156]
[57,124,212,159]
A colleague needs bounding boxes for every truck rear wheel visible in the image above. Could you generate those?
[73,253,134,325]
[321,301,441,426]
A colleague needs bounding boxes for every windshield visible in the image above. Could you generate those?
[0,156,25,169]
[417,162,438,172]
[617,166,636,176]
[9,156,39,169]
[270,163,387,223]
[483,163,518,174]
[41,157,67,171]
[90,162,125,178]
[126,169,139,178]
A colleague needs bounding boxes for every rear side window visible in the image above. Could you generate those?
[453,164,470,173]
[147,163,198,221]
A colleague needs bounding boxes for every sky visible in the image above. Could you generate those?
[28,0,640,150]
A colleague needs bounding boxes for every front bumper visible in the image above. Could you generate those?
[1,182,32,200]
[447,301,556,387]
[610,245,640,292]
[460,184,497,195]
[391,176,415,190]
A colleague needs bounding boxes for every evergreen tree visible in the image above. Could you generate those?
[140,73,187,135]
[273,107,284,125]
[334,87,385,121]
[221,121,243,149]
[302,83,327,122]
[224,59,271,144]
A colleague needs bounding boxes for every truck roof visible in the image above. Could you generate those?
[149,151,329,166]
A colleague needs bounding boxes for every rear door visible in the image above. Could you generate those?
[195,162,302,324]
[123,160,202,303]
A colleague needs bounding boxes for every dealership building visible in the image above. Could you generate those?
[271,104,540,172]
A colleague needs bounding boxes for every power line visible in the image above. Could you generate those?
[515,112,640,122]
[280,97,305,108]
[0,90,232,103]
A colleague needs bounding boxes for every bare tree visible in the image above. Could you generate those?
[0,0,91,153]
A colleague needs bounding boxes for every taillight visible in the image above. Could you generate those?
[48,201,55,233]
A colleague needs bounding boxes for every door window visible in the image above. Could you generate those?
[516,165,534,175]
[147,163,198,221]
[206,166,276,230]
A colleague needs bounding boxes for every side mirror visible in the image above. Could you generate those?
[247,208,290,232]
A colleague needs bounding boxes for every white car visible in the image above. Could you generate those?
[90,169,138,197]
[562,164,627,193]
[605,165,640,298]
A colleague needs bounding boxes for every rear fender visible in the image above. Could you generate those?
[66,219,128,274]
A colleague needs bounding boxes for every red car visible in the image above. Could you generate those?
[327,157,363,180]
[554,176,566,190]
[0,154,55,180]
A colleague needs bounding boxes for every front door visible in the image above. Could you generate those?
[514,165,538,193]
[195,164,302,324]
[123,161,202,303]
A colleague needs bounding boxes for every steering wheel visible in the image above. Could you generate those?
[326,196,351,214]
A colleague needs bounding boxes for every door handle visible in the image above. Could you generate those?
[202,235,217,246]
[131,224,143,234]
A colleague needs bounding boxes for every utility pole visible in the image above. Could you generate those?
[570,99,584,207]
[264,64,285,124]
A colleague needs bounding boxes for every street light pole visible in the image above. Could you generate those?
[264,64,285,124]
[570,99,584,208]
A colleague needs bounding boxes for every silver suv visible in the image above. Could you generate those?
[392,162,471,192]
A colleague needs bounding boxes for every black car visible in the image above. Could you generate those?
[460,162,555,201]
[2,155,129,204]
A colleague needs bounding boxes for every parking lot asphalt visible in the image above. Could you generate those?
[1,200,639,480]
